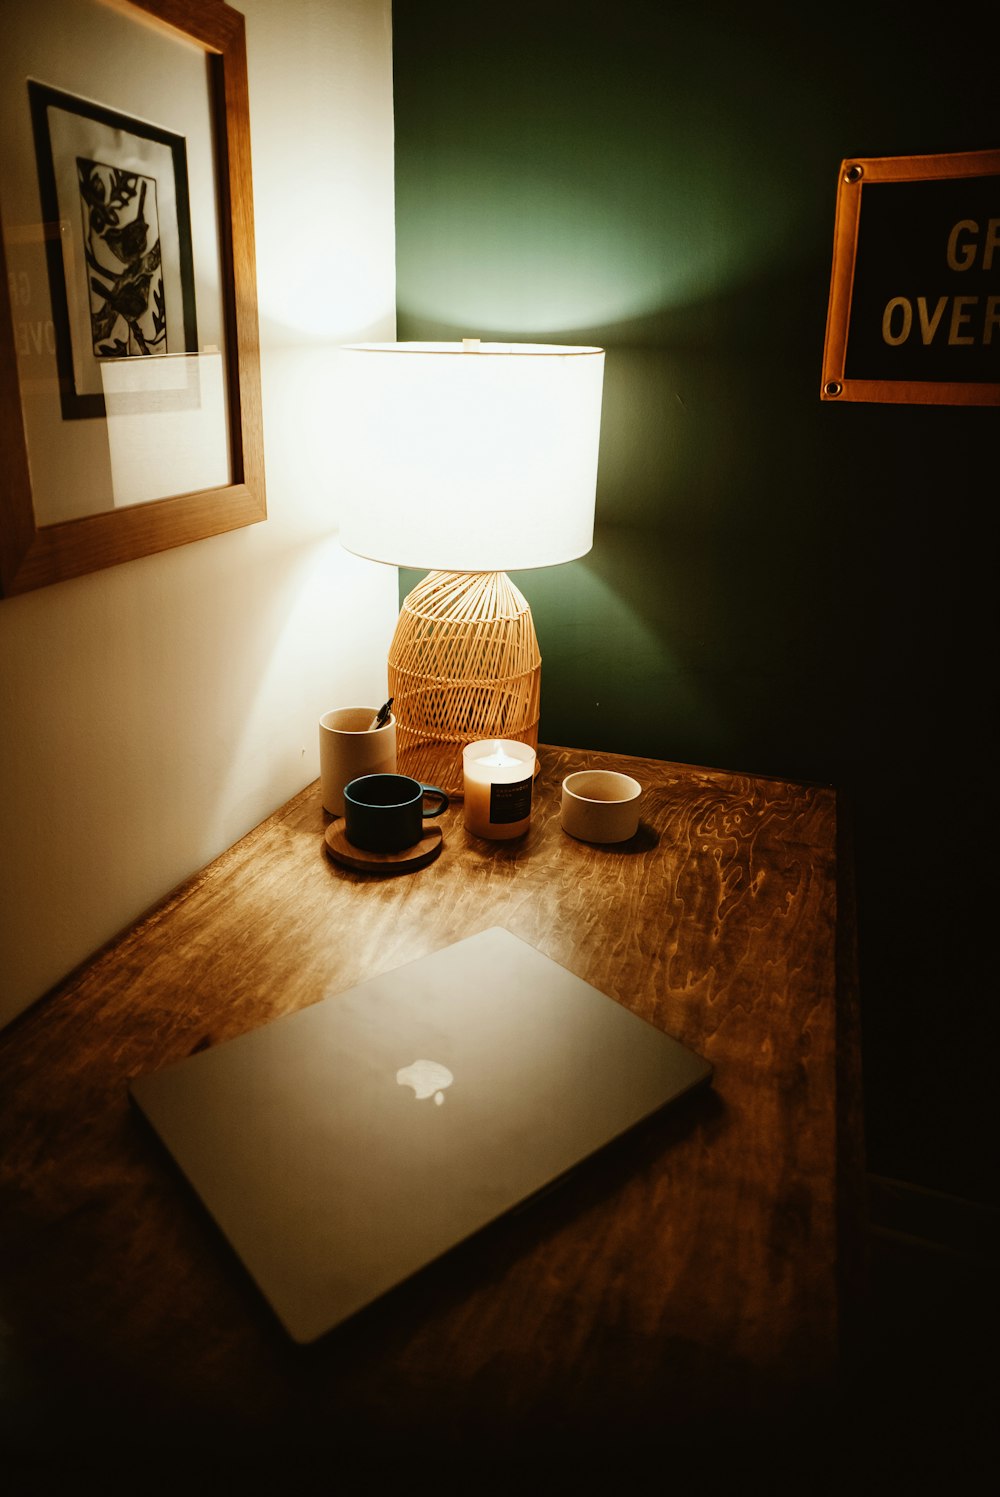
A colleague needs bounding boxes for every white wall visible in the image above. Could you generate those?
[0,0,398,1026]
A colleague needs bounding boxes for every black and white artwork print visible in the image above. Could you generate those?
[28,81,197,420]
[77,158,165,358]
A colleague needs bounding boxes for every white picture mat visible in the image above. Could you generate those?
[102,352,228,507]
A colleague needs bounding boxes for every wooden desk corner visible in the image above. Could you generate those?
[0,744,861,1472]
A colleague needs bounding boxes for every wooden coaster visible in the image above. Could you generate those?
[324,818,443,874]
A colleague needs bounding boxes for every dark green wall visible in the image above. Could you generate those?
[392,0,999,1203]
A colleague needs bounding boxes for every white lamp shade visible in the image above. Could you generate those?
[332,342,604,572]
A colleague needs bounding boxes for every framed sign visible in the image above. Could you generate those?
[821,149,1000,406]
[0,0,265,598]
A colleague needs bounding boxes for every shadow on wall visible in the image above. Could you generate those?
[400,249,869,781]
[391,0,1000,1206]
[514,523,853,778]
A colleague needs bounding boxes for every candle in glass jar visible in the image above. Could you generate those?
[462,739,536,839]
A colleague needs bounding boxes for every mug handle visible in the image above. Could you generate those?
[419,784,449,818]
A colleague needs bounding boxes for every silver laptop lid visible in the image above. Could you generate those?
[129,926,712,1343]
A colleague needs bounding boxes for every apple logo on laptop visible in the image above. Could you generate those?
[396,1059,454,1106]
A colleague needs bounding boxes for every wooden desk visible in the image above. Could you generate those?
[0,746,860,1480]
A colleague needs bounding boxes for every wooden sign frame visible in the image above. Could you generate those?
[821,148,1000,407]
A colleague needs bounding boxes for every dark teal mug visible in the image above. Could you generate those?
[343,773,449,853]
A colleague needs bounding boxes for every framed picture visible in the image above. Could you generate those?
[0,0,266,597]
[821,148,1000,407]
[28,81,199,420]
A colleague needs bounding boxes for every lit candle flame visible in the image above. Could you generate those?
[478,744,522,768]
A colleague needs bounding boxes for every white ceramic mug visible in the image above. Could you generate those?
[319,707,397,816]
[561,769,642,844]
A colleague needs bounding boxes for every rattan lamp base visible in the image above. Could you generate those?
[387,570,541,797]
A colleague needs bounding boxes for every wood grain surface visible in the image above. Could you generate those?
[0,745,858,1480]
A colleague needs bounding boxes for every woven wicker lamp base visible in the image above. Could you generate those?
[388,570,541,797]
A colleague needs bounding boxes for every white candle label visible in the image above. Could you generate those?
[489,775,533,824]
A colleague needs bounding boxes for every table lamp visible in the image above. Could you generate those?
[333,341,605,795]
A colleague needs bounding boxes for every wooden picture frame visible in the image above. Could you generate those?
[0,0,265,597]
[821,148,1000,407]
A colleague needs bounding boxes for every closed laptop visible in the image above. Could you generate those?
[129,925,713,1344]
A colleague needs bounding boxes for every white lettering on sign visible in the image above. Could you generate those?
[946,217,1000,272]
[917,297,947,343]
[882,297,999,347]
[882,297,912,345]
[986,295,1000,345]
[948,295,977,345]
[882,216,1000,346]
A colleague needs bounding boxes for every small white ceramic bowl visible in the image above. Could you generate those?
[561,770,643,844]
